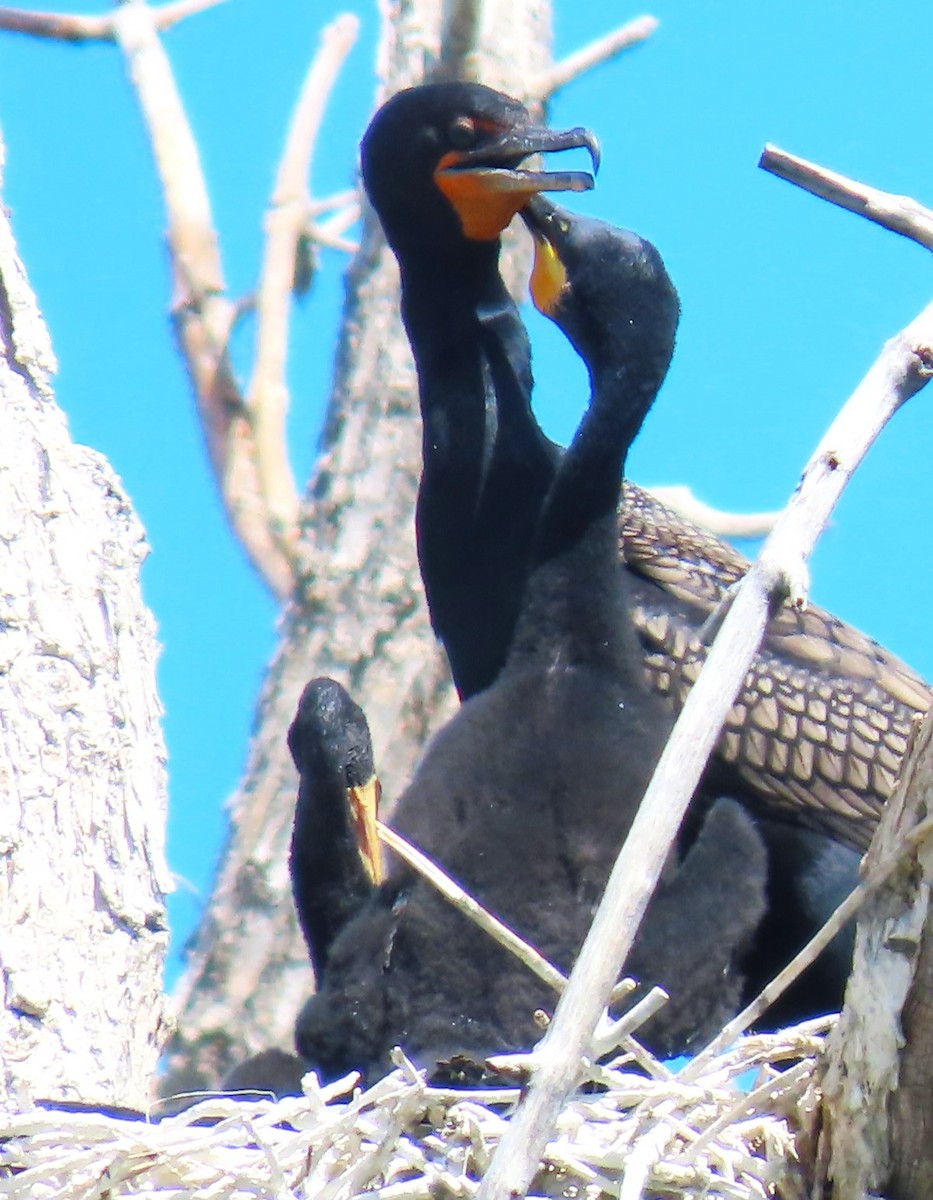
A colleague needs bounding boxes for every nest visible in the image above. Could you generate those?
[0,1017,829,1200]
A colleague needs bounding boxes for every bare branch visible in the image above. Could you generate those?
[478,268,933,1200]
[535,15,658,101]
[107,0,294,598]
[0,0,223,41]
[379,824,637,1011]
[153,0,227,32]
[378,821,568,997]
[648,484,780,539]
[248,12,359,559]
[0,6,112,40]
[760,143,933,253]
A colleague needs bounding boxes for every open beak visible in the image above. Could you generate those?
[434,123,600,241]
[348,776,383,885]
[521,194,569,317]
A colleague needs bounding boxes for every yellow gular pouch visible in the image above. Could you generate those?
[530,232,569,317]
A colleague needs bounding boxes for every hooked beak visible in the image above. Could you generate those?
[434,123,600,240]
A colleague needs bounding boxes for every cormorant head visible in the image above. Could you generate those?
[360,82,599,257]
[522,195,680,379]
[288,678,384,885]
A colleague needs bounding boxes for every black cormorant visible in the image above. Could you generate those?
[294,198,769,1082]
[360,82,930,855]
[524,194,859,1027]
[288,677,383,980]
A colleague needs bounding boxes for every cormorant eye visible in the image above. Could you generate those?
[448,115,477,149]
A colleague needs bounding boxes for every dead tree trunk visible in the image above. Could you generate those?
[813,710,933,1197]
[0,139,170,1109]
[162,0,555,1092]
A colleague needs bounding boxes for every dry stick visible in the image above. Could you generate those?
[377,822,639,1010]
[478,303,933,1200]
[0,0,225,40]
[0,5,112,40]
[378,821,568,997]
[248,14,359,563]
[0,0,293,596]
[648,484,781,539]
[536,14,658,100]
[759,144,933,252]
[107,0,294,598]
[681,809,933,1085]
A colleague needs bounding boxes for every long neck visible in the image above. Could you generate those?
[507,350,669,683]
[400,242,559,698]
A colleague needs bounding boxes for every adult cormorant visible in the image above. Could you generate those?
[294,198,769,1082]
[360,82,930,855]
[288,677,383,980]
[360,81,596,703]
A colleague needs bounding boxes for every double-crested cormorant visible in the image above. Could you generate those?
[360,82,596,703]
[220,679,384,1100]
[360,82,930,854]
[288,677,383,980]
[523,195,859,1027]
[294,196,769,1082]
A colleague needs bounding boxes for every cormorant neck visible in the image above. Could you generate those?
[505,360,666,684]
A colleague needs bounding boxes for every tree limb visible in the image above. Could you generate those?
[0,0,223,42]
[648,484,780,539]
[759,143,933,253]
[536,15,658,100]
[108,0,295,596]
[0,5,113,40]
[248,12,359,562]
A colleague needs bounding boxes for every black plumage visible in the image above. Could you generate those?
[288,677,383,981]
[360,82,596,703]
[360,82,930,853]
[523,195,859,1026]
[294,200,768,1083]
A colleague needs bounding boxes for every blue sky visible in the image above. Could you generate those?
[2,1,932,988]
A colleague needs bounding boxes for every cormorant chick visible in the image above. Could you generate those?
[288,677,383,980]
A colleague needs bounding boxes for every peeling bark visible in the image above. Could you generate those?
[813,711,933,1198]
[0,139,170,1109]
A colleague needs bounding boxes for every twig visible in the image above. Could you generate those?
[0,0,223,41]
[154,0,227,31]
[536,15,658,100]
[759,144,933,253]
[0,5,112,40]
[248,13,359,562]
[647,485,780,539]
[378,822,635,1010]
[106,0,294,598]
[377,821,568,997]
[477,247,933,1200]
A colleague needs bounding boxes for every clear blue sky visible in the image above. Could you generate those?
[2,1,932,989]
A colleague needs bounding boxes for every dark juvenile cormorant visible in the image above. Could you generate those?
[524,195,858,1027]
[360,82,931,854]
[288,677,383,980]
[294,197,769,1083]
[219,679,384,1101]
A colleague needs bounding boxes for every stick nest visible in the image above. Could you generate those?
[0,1018,828,1199]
